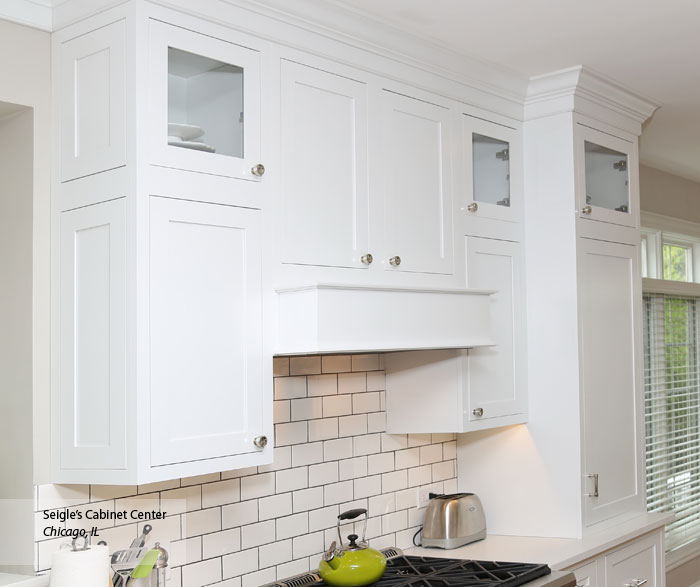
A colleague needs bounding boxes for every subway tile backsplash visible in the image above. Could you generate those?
[34,354,457,586]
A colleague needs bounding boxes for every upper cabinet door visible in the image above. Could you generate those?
[462,115,521,223]
[379,90,454,275]
[148,20,262,181]
[575,123,638,228]
[279,60,370,269]
[59,19,127,182]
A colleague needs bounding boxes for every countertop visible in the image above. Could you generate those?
[406,512,674,570]
[0,574,47,587]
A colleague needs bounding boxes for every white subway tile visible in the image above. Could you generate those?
[202,527,241,559]
[274,400,291,424]
[275,422,308,446]
[241,519,276,549]
[324,437,353,461]
[407,433,432,448]
[241,472,276,500]
[259,493,293,521]
[382,510,408,534]
[292,442,324,467]
[395,448,420,470]
[368,493,395,516]
[223,548,258,579]
[275,376,307,400]
[169,536,202,567]
[338,456,368,481]
[222,466,258,480]
[182,507,221,538]
[380,391,386,411]
[367,412,386,433]
[307,374,338,396]
[222,500,258,529]
[419,444,443,465]
[353,434,381,456]
[367,452,394,475]
[364,515,383,540]
[432,433,455,443]
[89,485,137,502]
[308,505,339,532]
[276,512,309,539]
[370,533,396,550]
[351,354,379,371]
[182,472,221,486]
[382,470,408,493]
[432,460,455,482]
[395,488,418,510]
[308,417,339,442]
[115,493,159,518]
[366,370,386,392]
[291,397,323,421]
[293,531,325,558]
[293,487,324,513]
[259,539,293,567]
[162,485,202,515]
[322,355,352,373]
[338,372,366,393]
[276,466,308,493]
[408,507,426,528]
[397,526,421,550]
[443,441,457,460]
[277,558,309,579]
[181,558,221,587]
[142,515,181,543]
[38,485,90,511]
[243,568,277,587]
[407,465,432,487]
[353,475,382,499]
[273,356,290,377]
[339,414,368,437]
[259,446,292,473]
[290,356,321,375]
[339,498,368,514]
[443,478,458,494]
[381,433,408,452]
[324,481,354,505]
[169,568,182,587]
[352,392,381,414]
[309,462,339,487]
[322,394,352,417]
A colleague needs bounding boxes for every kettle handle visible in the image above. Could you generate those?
[337,508,368,546]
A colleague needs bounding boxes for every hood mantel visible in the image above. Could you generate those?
[274,283,495,356]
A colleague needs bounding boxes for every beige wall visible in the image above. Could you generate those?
[640,164,700,224]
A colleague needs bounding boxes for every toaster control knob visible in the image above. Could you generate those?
[472,407,484,417]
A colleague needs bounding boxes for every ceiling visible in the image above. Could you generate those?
[327,0,700,183]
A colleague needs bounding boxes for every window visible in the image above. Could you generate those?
[663,243,692,282]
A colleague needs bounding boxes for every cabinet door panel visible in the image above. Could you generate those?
[280,60,369,268]
[60,19,126,182]
[381,91,453,275]
[604,532,662,587]
[466,237,525,420]
[149,197,262,466]
[579,237,643,525]
[57,198,127,470]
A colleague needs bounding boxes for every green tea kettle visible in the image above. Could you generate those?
[319,508,387,586]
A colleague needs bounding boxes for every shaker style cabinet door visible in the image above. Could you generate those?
[149,197,263,466]
[279,60,370,269]
[56,198,127,473]
[575,123,639,229]
[59,19,127,182]
[148,20,262,181]
[465,237,526,421]
[379,90,454,275]
[578,237,643,525]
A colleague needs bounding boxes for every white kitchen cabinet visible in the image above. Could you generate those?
[379,89,454,275]
[571,561,598,587]
[279,59,370,269]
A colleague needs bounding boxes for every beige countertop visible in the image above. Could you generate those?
[406,512,674,570]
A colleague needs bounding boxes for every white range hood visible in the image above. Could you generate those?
[274,283,495,355]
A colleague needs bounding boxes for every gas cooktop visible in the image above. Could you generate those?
[263,548,557,587]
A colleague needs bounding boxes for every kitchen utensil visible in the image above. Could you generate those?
[422,492,486,549]
[130,524,153,549]
[318,508,386,587]
[153,542,169,587]
[131,549,161,579]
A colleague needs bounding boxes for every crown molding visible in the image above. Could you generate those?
[0,0,54,30]
[525,65,661,135]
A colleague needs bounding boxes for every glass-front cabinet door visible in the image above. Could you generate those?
[462,114,521,222]
[149,20,262,181]
[575,123,638,228]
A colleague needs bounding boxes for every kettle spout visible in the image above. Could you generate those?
[322,541,341,570]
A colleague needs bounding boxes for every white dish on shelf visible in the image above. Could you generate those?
[168,122,204,141]
[168,139,216,153]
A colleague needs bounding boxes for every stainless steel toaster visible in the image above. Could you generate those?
[422,492,487,549]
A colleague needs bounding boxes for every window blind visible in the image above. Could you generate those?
[644,293,700,552]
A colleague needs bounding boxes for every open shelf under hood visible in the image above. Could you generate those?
[274,283,495,356]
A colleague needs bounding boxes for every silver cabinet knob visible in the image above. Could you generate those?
[360,253,373,265]
[251,163,266,177]
[472,407,483,417]
[253,435,268,449]
[581,205,592,215]
[389,256,401,267]
[467,202,478,212]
